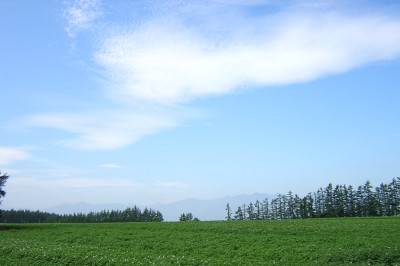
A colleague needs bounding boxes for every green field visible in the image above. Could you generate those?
[1,217,399,265]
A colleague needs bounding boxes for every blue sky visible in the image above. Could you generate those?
[1,0,400,210]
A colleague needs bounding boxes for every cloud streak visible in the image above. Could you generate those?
[99,164,123,169]
[156,182,189,189]
[0,147,30,166]
[29,109,181,150]
[11,176,140,190]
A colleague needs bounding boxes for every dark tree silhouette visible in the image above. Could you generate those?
[179,212,199,222]
[0,206,163,223]
[0,171,9,206]
[225,203,232,220]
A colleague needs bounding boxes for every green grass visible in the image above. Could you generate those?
[1,217,399,265]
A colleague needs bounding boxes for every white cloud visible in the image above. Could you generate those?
[99,164,123,169]
[57,178,139,189]
[28,109,184,150]
[94,8,400,105]
[64,0,102,37]
[156,182,189,189]
[11,176,139,189]
[0,147,30,165]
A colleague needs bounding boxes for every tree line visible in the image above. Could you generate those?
[179,212,200,222]
[0,206,163,223]
[226,178,400,220]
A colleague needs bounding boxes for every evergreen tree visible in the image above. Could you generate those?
[0,171,9,205]
[226,203,232,221]
[247,202,255,220]
[324,183,334,216]
[362,180,377,216]
[277,194,284,220]
[388,178,400,216]
[242,204,247,220]
[306,193,315,218]
[156,211,164,222]
[355,185,364,217]
[234,206,244,220]
[270,198,278,220]
[179,212,194,222]
[332,185,344,217]
[186,212,193,221]
[347,185,356,217]
[179,213,186,221]
[262,198,269,220]
[314,188,324,217]
[0,171,9,218]
[255,200,261,220]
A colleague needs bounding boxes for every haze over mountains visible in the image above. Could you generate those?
[45,193,274,221]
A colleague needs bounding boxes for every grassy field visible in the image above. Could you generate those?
[1,217,399,265]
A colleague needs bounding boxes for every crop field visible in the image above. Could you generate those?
[1,217,399,265]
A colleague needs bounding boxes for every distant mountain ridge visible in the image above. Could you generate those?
[152,193,275,221]
[45,202,128,215]
[45,193,275,221]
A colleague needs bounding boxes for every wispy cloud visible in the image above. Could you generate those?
[99,164,123,169]
[0,147,30,166]
[12,176,139,189]
[95,9,400,105]
[28,109,182,150]
[63,0,102,37]
[156,182,189,189]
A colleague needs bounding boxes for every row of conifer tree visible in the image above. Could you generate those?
[0,206,163,223]
[226,178,400,220]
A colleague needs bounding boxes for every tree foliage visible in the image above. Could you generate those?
[0,171,9,204]
[228,178,400,220]
[179,212,199,222]
[225,203,232,220]
[0,171,9,218]
[0,206,163,223]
